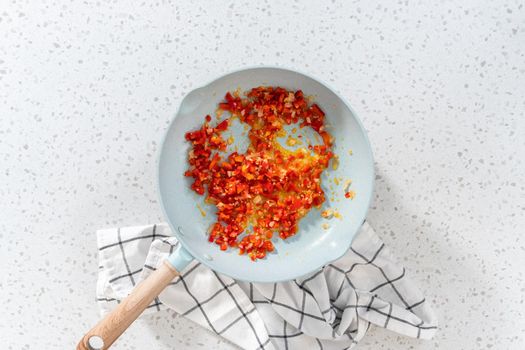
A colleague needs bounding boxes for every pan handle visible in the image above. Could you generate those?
[77,246,194,350]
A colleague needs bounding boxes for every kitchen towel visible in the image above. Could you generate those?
[96,222,437,349]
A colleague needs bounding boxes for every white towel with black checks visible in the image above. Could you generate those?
[96,222,437,349]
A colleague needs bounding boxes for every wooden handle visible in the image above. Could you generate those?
[77,260,179,350]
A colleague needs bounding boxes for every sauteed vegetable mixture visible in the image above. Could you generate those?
[184,87,334,260]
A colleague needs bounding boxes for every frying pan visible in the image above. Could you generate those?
[78,67,374,350]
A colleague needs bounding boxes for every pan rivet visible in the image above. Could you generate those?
[203,254,213,261]
[177,226,184,235]
[88,336,104,350]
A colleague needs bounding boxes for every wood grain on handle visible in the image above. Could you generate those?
[77,260,179,350]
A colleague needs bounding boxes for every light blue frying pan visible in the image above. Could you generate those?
[78,67,374,350]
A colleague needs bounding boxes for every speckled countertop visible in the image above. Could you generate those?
[1,1,524,349]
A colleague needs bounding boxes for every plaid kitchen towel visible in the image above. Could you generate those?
[96,222,437,349]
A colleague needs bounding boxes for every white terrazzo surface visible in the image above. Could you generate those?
[1,1,524,349]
